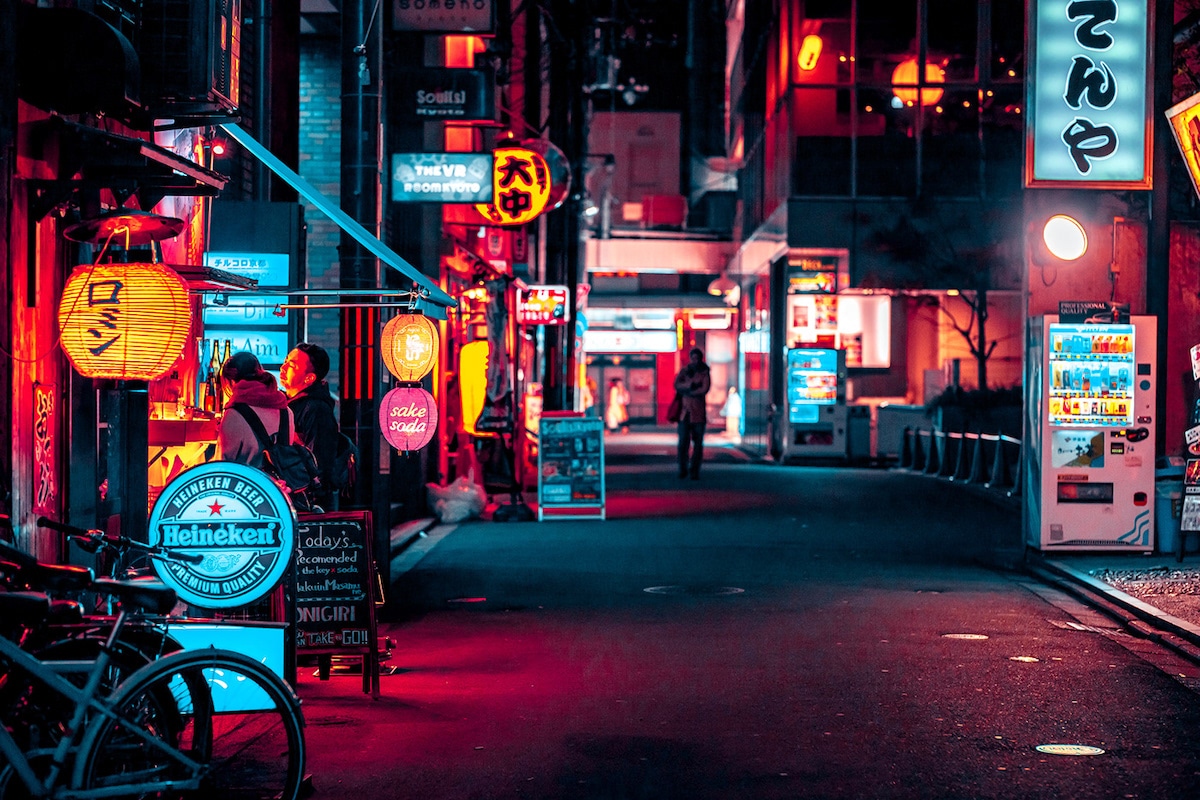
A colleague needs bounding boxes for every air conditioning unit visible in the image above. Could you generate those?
[134,0,241,127]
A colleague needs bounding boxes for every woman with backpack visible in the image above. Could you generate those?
[216,351,298,464]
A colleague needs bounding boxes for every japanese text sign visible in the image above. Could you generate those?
[1026,0,1152,188]
[475,146,552,226]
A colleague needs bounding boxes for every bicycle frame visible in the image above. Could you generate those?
[0,612,204,799]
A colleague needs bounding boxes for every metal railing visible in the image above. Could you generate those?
[897,426,1022,498]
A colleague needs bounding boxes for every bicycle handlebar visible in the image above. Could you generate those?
[36,517,204,566]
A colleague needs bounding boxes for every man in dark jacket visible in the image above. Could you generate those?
[280,342,340,510]
[672,347,712,480]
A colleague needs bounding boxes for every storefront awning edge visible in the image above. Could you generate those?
[220,123,455,315]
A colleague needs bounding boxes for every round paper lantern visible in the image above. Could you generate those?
[891,58,944,107]
[380,386,438,452]
[380,314,439,382]
[58,262,192,380]
[474,146,553,226]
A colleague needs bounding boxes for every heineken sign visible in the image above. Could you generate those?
[1026,0,1152,188]
[148,462,295,609]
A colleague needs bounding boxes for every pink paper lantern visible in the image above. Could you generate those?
[380,386,438,452]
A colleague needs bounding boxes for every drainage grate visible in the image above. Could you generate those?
[643,585,745,596]
[942,633,989,640]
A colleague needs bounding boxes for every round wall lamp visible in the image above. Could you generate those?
[1042,215,1088,261]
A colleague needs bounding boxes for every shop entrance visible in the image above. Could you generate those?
[587,354,657,427]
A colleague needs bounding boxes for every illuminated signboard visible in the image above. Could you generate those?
[1026,0,1152,188]
[203,252,291,370]
[517,285,569,325]
[393,68,495,121]
[148,462,295,610]
[787,254,838,294]
[391,153,493,203]
[1167,91,1200,201]
[392,0,494,33]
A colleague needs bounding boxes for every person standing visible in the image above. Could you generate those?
[280,342,340,511]
[217,352,296,464]
[605,377,631,433]
[673,347,712,479]
[721,386,743,444]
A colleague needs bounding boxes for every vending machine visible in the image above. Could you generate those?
[781,347,849,460]
[1023,315,1157,551]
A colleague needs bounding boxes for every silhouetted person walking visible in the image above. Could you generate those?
[673,347,711,479]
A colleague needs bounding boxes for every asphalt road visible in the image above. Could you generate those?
[296,458,1200,800]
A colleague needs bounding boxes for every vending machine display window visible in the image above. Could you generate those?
[787,348,839,425]
[1047,323,1135,428]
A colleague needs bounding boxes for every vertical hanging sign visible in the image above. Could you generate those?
[32,384,57,517]
[1025,0,1153,188]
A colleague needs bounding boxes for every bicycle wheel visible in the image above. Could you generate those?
[77,649,305,800]
[0,636,177,754]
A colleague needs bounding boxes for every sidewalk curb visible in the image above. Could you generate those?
[1034,556,1200,651]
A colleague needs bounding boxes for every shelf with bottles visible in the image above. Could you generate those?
[1050,362,1132,395]
[1050,331,1134,357]
[1048,396,1133,427]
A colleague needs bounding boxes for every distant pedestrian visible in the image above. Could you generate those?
[606,377,630,433]
[673,347,712,479]
[582,375,599,417]
[721,386,743,444]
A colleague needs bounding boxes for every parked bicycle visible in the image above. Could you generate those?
[0,523,307,799]
[0,587,306,799]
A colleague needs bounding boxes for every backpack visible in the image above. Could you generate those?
[330,432,359,494]
[231,403,322,506]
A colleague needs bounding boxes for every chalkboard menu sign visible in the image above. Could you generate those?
[537,412,606,520]
[292,511,379,695]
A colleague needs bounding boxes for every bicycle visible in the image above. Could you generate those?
[0,569,306,799]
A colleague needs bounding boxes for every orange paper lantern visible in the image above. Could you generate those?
[380,313,439,382]
[380,386,438,452]
[474,146,553,226]
[58,263,191,380]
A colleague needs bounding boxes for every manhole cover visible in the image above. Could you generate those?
[942,633,989,640]
[643,585,745,596]
[1035,744,1105,756]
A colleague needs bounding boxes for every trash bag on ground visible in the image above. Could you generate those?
[426,474,486,523]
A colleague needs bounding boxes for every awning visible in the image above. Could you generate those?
[219,122,456,316]
[31,117,228,220]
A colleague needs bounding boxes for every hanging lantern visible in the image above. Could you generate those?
[380,313,439,382]
[380,386,438,452]
[58,263,191,380]
[474,146,553,226]
[891,57,944,107]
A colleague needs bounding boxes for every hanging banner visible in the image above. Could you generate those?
[32,384,57,517]
[1025,0,1153,188]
